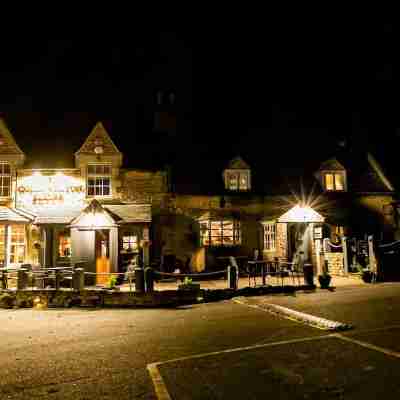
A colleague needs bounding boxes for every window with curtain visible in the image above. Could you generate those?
[58,231,71,257]
[324,172,345,191]
[200,220,241,246]
[225,170,251,191]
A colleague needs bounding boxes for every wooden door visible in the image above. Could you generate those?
[95,230,110,285]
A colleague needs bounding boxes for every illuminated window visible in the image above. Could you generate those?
[87,164,111,197]
[200,220,241,246]
[225,171,251,191]
[122,235,138,252]
[324,172,345,191]
[0,163,11,197]
[0,226,4,265]
[9,225,26,265]
[263,222,276,251]
[58,231,71,257]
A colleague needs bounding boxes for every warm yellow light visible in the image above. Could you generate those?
[33,171,41,177]
[278,204,324,223]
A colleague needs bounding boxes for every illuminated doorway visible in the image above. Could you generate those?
[95,229,110,285]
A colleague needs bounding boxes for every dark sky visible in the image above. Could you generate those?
[0,23,399,177]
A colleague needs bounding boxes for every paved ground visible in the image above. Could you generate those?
[152,273,366,291]
[1,281,399,399]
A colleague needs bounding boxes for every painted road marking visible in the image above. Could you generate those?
[147,334,335,400]
[233,298,352,331]
[334,333,400,359]
[147,329,400,400]
[147,363,172,400]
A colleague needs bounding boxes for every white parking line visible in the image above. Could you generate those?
[147,363,172,400]
[233,298,352,331]
[147,334,335,400]
[334,333,400,359]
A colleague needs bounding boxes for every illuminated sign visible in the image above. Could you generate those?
[17,172,86,206]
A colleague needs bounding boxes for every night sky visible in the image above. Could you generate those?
[0,23,399,183]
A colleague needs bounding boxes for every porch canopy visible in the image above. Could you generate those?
[278,204,324,223]
[0,207,34,224]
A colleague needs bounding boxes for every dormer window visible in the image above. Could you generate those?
[224,156,251,191]
[226,171,250,191]
[318,158,347,192]
[324,172,345,191]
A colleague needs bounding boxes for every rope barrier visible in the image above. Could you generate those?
[84,272,125,276]
[327,241,342,248]
[378,240,400,248]
[153,270,227,278]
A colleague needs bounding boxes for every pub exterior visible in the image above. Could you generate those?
[1,116,398,278]
[0,119,154,281]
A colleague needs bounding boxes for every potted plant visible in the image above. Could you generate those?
[178,277,200,291]
[108,275,120,291]
[361,268,374,283]
[318,261,332,289]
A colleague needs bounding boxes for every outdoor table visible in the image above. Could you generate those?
[216,256,248,275]
[247,260,267,287]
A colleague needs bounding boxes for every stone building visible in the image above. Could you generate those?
[0,117,397,278]
[0,119,159,282]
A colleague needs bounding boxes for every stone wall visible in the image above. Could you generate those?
[121,170,167,203]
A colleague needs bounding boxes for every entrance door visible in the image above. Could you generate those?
[288,223,310,262]
[95,229,110,285]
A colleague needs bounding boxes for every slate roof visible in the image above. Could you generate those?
[0,207,33,223]
[169,145,394,196]
[105,204,152,223]
[18,202,152,225]
[21,204,85,224]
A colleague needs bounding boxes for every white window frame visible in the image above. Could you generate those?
[224,169,251,191]
[122,235,138,252]
[324,171,346,192]
[0,162,11,198]
[86,164,112,197]
[200,220,241,247]
[9,225,26,266]
[263,221,276,251]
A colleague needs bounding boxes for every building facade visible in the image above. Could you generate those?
[1,117,398,278]
[0,120,165,282]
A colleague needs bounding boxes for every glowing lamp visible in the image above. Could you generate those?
[94,146,104,155]
[278,204,324,223]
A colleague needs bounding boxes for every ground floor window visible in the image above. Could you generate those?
[263,222,276,251]
[122,235,138,252]
[0,226,5,265]
[200,220,241,246]
[58,230,71,257]
[10,225,26,265]
[0,225,27,266]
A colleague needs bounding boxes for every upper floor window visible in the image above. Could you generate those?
[225,170,251,191]
[324,172,345,191]
[263,222,276,251]
[200,220,241,246]
[87,164,111,197]
[0,162,11,197]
